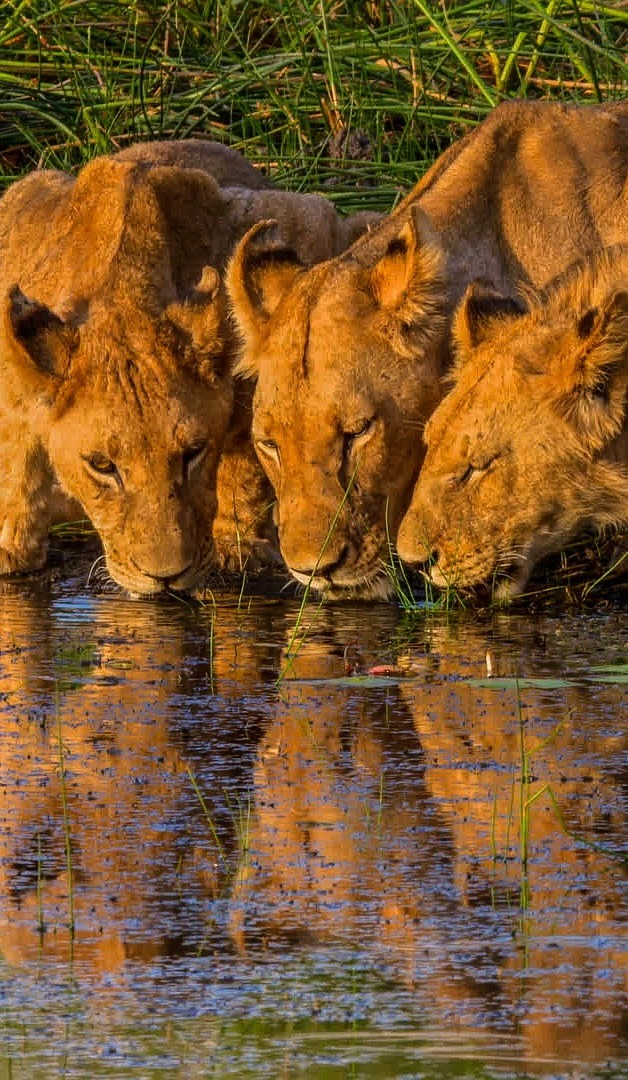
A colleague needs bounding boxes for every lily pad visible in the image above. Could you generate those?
[467,676,574,690]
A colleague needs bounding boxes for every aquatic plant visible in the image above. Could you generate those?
[55,692,75,936]
[3,1,627,205]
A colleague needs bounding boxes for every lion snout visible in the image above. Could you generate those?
[105,509,211,594]
[130,555,194,587]
[278,491,349,581]
[286,541,349,585]
[396,505,436,568]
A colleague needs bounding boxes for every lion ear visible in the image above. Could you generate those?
[167,265,221,317]
[164,266,231,379]
[554,289,628,451]
[453,281,528,359]
[368,206,443,314]
[226,220,304,363]
[2,286,76,392]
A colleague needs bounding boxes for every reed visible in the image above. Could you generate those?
[187,766,226,863]
[278,462,358,679]
[3,1,627,206]
[55,692,75,936]
[36,831,45,937]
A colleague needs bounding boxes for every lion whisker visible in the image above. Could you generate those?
[496,549,527,568]
[86,554,107,586]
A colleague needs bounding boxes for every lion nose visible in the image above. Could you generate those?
[399,547,439,575]
[396,519,433,566]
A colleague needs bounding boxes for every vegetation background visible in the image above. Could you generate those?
[1,0,627,211]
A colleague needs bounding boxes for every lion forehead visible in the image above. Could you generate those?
[55,375,220,449]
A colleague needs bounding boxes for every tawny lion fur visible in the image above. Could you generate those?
[0,139,380,594]
[227,100,628,599]
[395,246,628,597]
[115,138,272,189]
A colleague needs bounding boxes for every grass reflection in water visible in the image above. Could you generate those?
[0,562,626,1077]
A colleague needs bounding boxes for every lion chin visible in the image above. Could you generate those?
[97,555,213,598]
[290,567,395,601]
[427,558,532,603]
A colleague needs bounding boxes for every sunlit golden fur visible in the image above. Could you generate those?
[228,210,448,598]
[227,100,628,598]
[0,145,380,592]
[396,246,628,596]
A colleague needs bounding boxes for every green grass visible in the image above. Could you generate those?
[389,527,628,612]
[2,0,628,210]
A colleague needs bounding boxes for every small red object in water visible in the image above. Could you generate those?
[367,664,405,677]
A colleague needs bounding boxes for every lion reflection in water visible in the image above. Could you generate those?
[0,595,276,975]
[1,602,626,1067]
[229,612,628,1067]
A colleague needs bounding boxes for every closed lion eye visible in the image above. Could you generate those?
[458,463,476,485]
[457,454,499,486]
[182,441,208,477]
[342,416,376,462]
[255,437,280,465]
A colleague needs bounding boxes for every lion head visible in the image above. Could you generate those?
[4,269,233,595]
[114,137,272,190]
[396,251,628,598]
[227,206,449,598]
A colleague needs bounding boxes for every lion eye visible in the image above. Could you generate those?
[84,452,118,477]
[255,437,279,463]
[458,463,476,485]
[342,417,376,464]
[457,454,498,486]
[182,442,207,476]
[345,417,375,441]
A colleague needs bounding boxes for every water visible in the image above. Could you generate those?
[0,551,627,1079]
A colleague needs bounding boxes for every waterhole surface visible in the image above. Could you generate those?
[0,551,627,1079]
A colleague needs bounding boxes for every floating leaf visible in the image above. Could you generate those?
[467,676,574,690]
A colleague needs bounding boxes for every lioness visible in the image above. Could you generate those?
[395,247,628,597]
[0,152,380,593]
[115,137,272,189]
[228,100,628,598]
